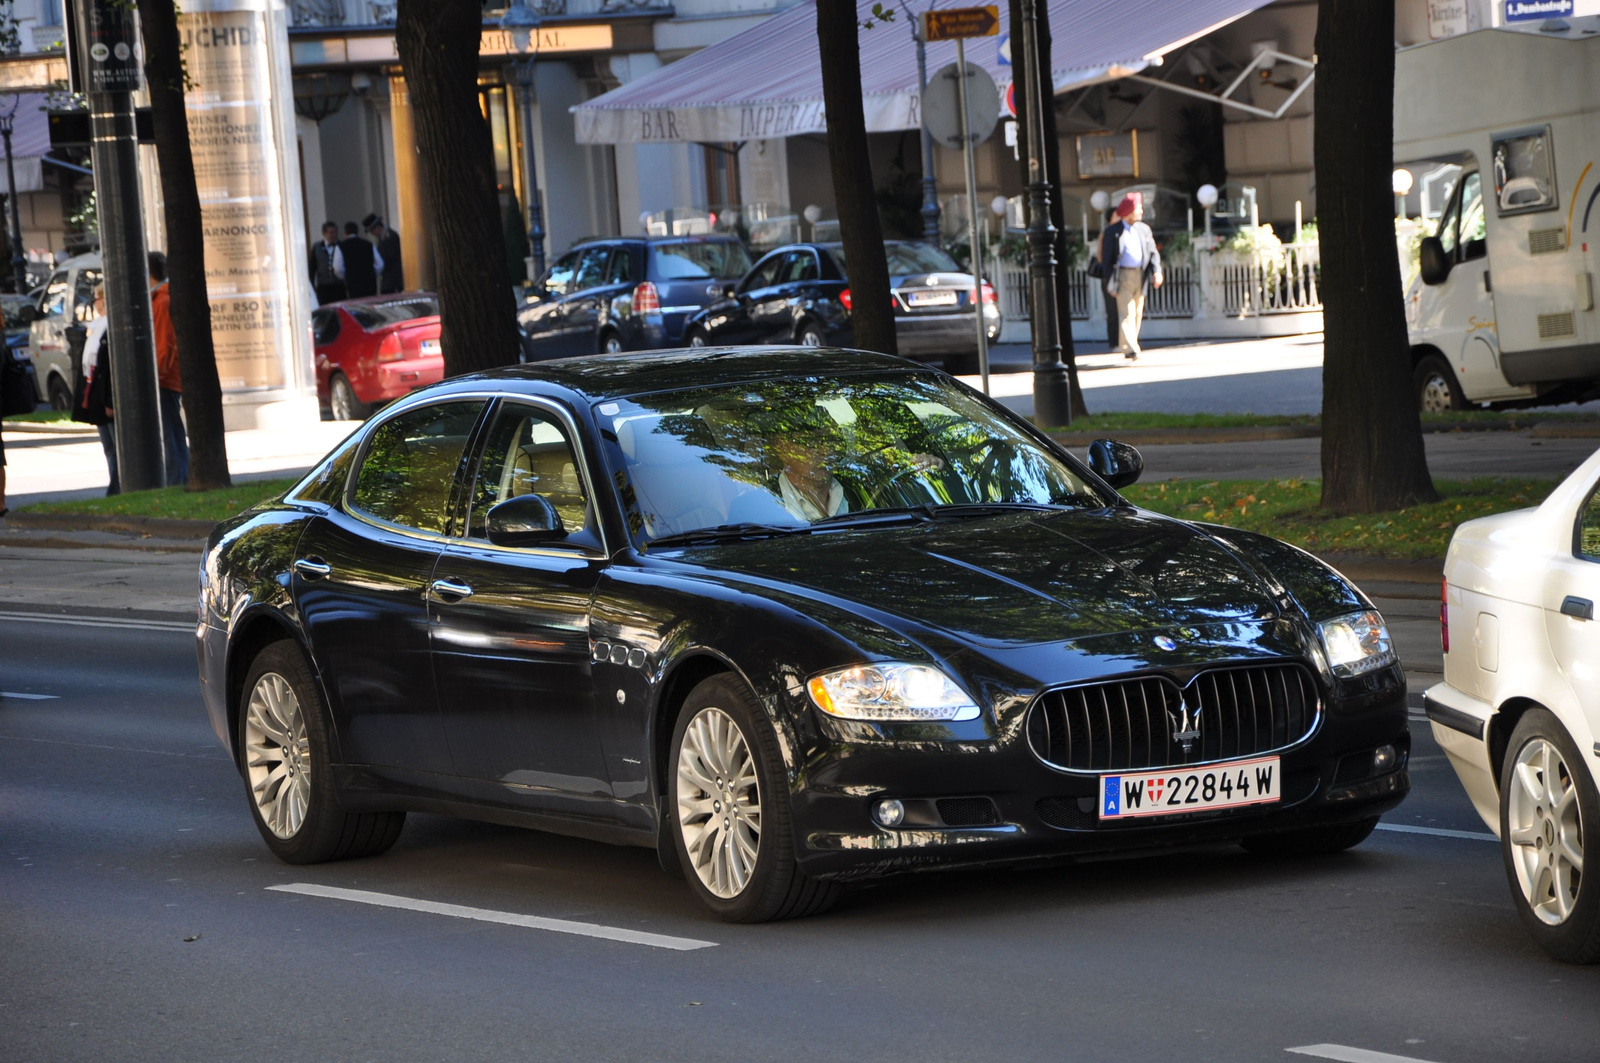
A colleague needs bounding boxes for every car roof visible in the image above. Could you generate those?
[441,347,925,403]
[571,235,745,250]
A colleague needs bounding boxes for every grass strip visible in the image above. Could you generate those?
[26,477,300,522]
[1123,476,1558,560]
[3,409,73,423]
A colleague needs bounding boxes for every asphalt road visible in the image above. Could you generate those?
[4,600,1598,1063]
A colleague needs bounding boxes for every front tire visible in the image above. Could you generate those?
[1500,709,1600,963]
[328,372,369,421]
[1239,816,1379,857]
[668,674,837,922]
[685,329,708,349]
[239,641,404,865]
[796,323,824,348]
[47,376,72,412]
[1414,354,1467,413]
[599,330,625,355]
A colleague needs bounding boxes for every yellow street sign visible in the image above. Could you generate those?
[922,5,1000,42]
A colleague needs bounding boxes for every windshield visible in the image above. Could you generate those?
[347,297,439,329]
[597,373,1110,546]
[826,242,963,279]
[650,241,753,281]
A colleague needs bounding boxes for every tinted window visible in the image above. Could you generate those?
[650,241,752,281]
[345,296,438,330]
[544,252,579,297]
[351,400,484,534]
[605,247,634,285]
[465,403,592,541]
[73,268,102,323]
[1580,484,1600,561]
[291,432,362,505]
[572,247,610,292]
[738,252,784,293]
[311,309,342,345]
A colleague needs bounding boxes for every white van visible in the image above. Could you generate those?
[26,252,102,410]
[1396,30,1600,412]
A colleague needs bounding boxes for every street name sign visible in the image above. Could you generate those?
[923,6,1000,42]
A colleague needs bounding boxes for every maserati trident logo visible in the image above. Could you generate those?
[1168,697,1202,755]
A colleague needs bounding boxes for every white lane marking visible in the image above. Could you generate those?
[266,883,718,952]
[1376,823,1497,843]
[1288,1045,1447,1063]
[0,691,59,700]
[0,610,192,632]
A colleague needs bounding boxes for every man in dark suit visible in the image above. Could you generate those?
[364,214,405,294]
[308,221,345,306]
[339,222,382,299]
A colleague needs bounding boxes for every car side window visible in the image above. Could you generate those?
[350,400,485,535]
[544,252,579,297]
[739,254,782,293]
[572,247,610,293]
[605,248,634,285]
[39,271,68,318]
[464,403,594,546]
[1579,484,1600,562]
[1459,173,1486,262]
[1436,182,1463,258]
[292,432,362,505]
[73,269,102,323]
[781,251,819,283]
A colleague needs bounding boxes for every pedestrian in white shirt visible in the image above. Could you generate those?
[1106,193,1163,360]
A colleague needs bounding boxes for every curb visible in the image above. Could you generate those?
[6,512,216,538]
[1,419,99,436]
[1048,421,1599,446]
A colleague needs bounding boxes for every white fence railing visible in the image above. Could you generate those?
[995,238,1322,334]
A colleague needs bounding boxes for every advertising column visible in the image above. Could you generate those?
[179,0,315,430]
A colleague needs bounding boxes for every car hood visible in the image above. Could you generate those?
[660,507,1281,652]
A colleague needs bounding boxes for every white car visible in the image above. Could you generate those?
[26,252,102,410]
[1426,445,1600,963]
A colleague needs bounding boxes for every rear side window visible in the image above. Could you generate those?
[290,432,362,505]
[572,247,610,292]
[650,241,752,281]
[312,309,341,345]
[350,400,484,534]
[605,248,634,284]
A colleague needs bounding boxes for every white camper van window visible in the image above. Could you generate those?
[1459,173,1486,260]
[1491,128,1555,215]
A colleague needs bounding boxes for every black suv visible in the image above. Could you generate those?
[517,236,752,361]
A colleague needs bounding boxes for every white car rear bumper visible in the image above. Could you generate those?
[1424,682,1501,836]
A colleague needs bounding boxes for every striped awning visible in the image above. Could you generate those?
[573,0,1269,145]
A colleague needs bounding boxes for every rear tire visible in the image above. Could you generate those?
[1414,354,1467,413]
[1500,709,1600,963]
[1239,816,1379,857]
[796,323,824,348]
[239,641,405,865]
[328,373,369,421]
[685,329,708,349]
[599,330,625,355]
[668,674,838,922]
[47,376,72,412]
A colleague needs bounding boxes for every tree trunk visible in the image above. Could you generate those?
[395,0,519,376]
[1315,0,1436,513]
[136,0,230,490]
[1007,0,1086,417]
[816,2,896,356]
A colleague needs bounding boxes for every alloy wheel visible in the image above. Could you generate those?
[676,706,762,899]
[1419,372,1454,414]
[244,671,312,840]
[687,332,707,348]
[800,329,822,347]
[604,334,624,354]
[330,377,357,421]
[1507,736,1584,925]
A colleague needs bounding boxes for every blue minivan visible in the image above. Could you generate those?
[516,236,752,360]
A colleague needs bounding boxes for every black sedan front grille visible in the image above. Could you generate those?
[1025,664,1319,773]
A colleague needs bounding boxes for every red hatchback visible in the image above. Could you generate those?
[312,293,443,420]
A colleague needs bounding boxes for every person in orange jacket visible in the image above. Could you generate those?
[149,251,187,486]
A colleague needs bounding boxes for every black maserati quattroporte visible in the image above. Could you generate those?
[199,348,1409,922]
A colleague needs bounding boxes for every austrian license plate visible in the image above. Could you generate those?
[907,289,959,307]
[420,339,441,356]
[1099,756,1279,820]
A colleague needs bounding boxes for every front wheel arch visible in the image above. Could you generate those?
[225,609,325,768]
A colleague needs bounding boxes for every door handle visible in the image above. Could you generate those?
[1560,596,1594,621]
[292,557,331,580]
[1483,270,1492,293]
[430,578,474,602]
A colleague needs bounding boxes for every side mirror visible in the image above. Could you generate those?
[1088,438,1143,490]
[486,493,566,548]
[1419,236,1451,286]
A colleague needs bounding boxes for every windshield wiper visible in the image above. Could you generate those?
[809,506,936,529]
[645,522,810,549]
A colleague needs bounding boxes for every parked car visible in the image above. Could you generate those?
[27,252,101,411]
[682,241,1002,372]
[1425,444,1600,962]
[200,347,1409,923]
[516,236,751,361]
[312,293,443,421]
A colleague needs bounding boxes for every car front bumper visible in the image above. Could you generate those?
[783,682,1410,880]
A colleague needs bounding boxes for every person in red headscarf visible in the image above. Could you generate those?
[1106,193,1163,359]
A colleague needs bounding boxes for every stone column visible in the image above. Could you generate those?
[388,75,434,291]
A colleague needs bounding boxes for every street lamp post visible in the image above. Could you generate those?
[1018,0,1071,427]
[502,0,547,282]
[0,97,29,294]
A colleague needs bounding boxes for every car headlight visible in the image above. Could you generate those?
[1317,610,1396,678]
[806,662,980,722]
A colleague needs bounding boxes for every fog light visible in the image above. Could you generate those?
[1372,744,1398,773]
[873,798,905,828]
